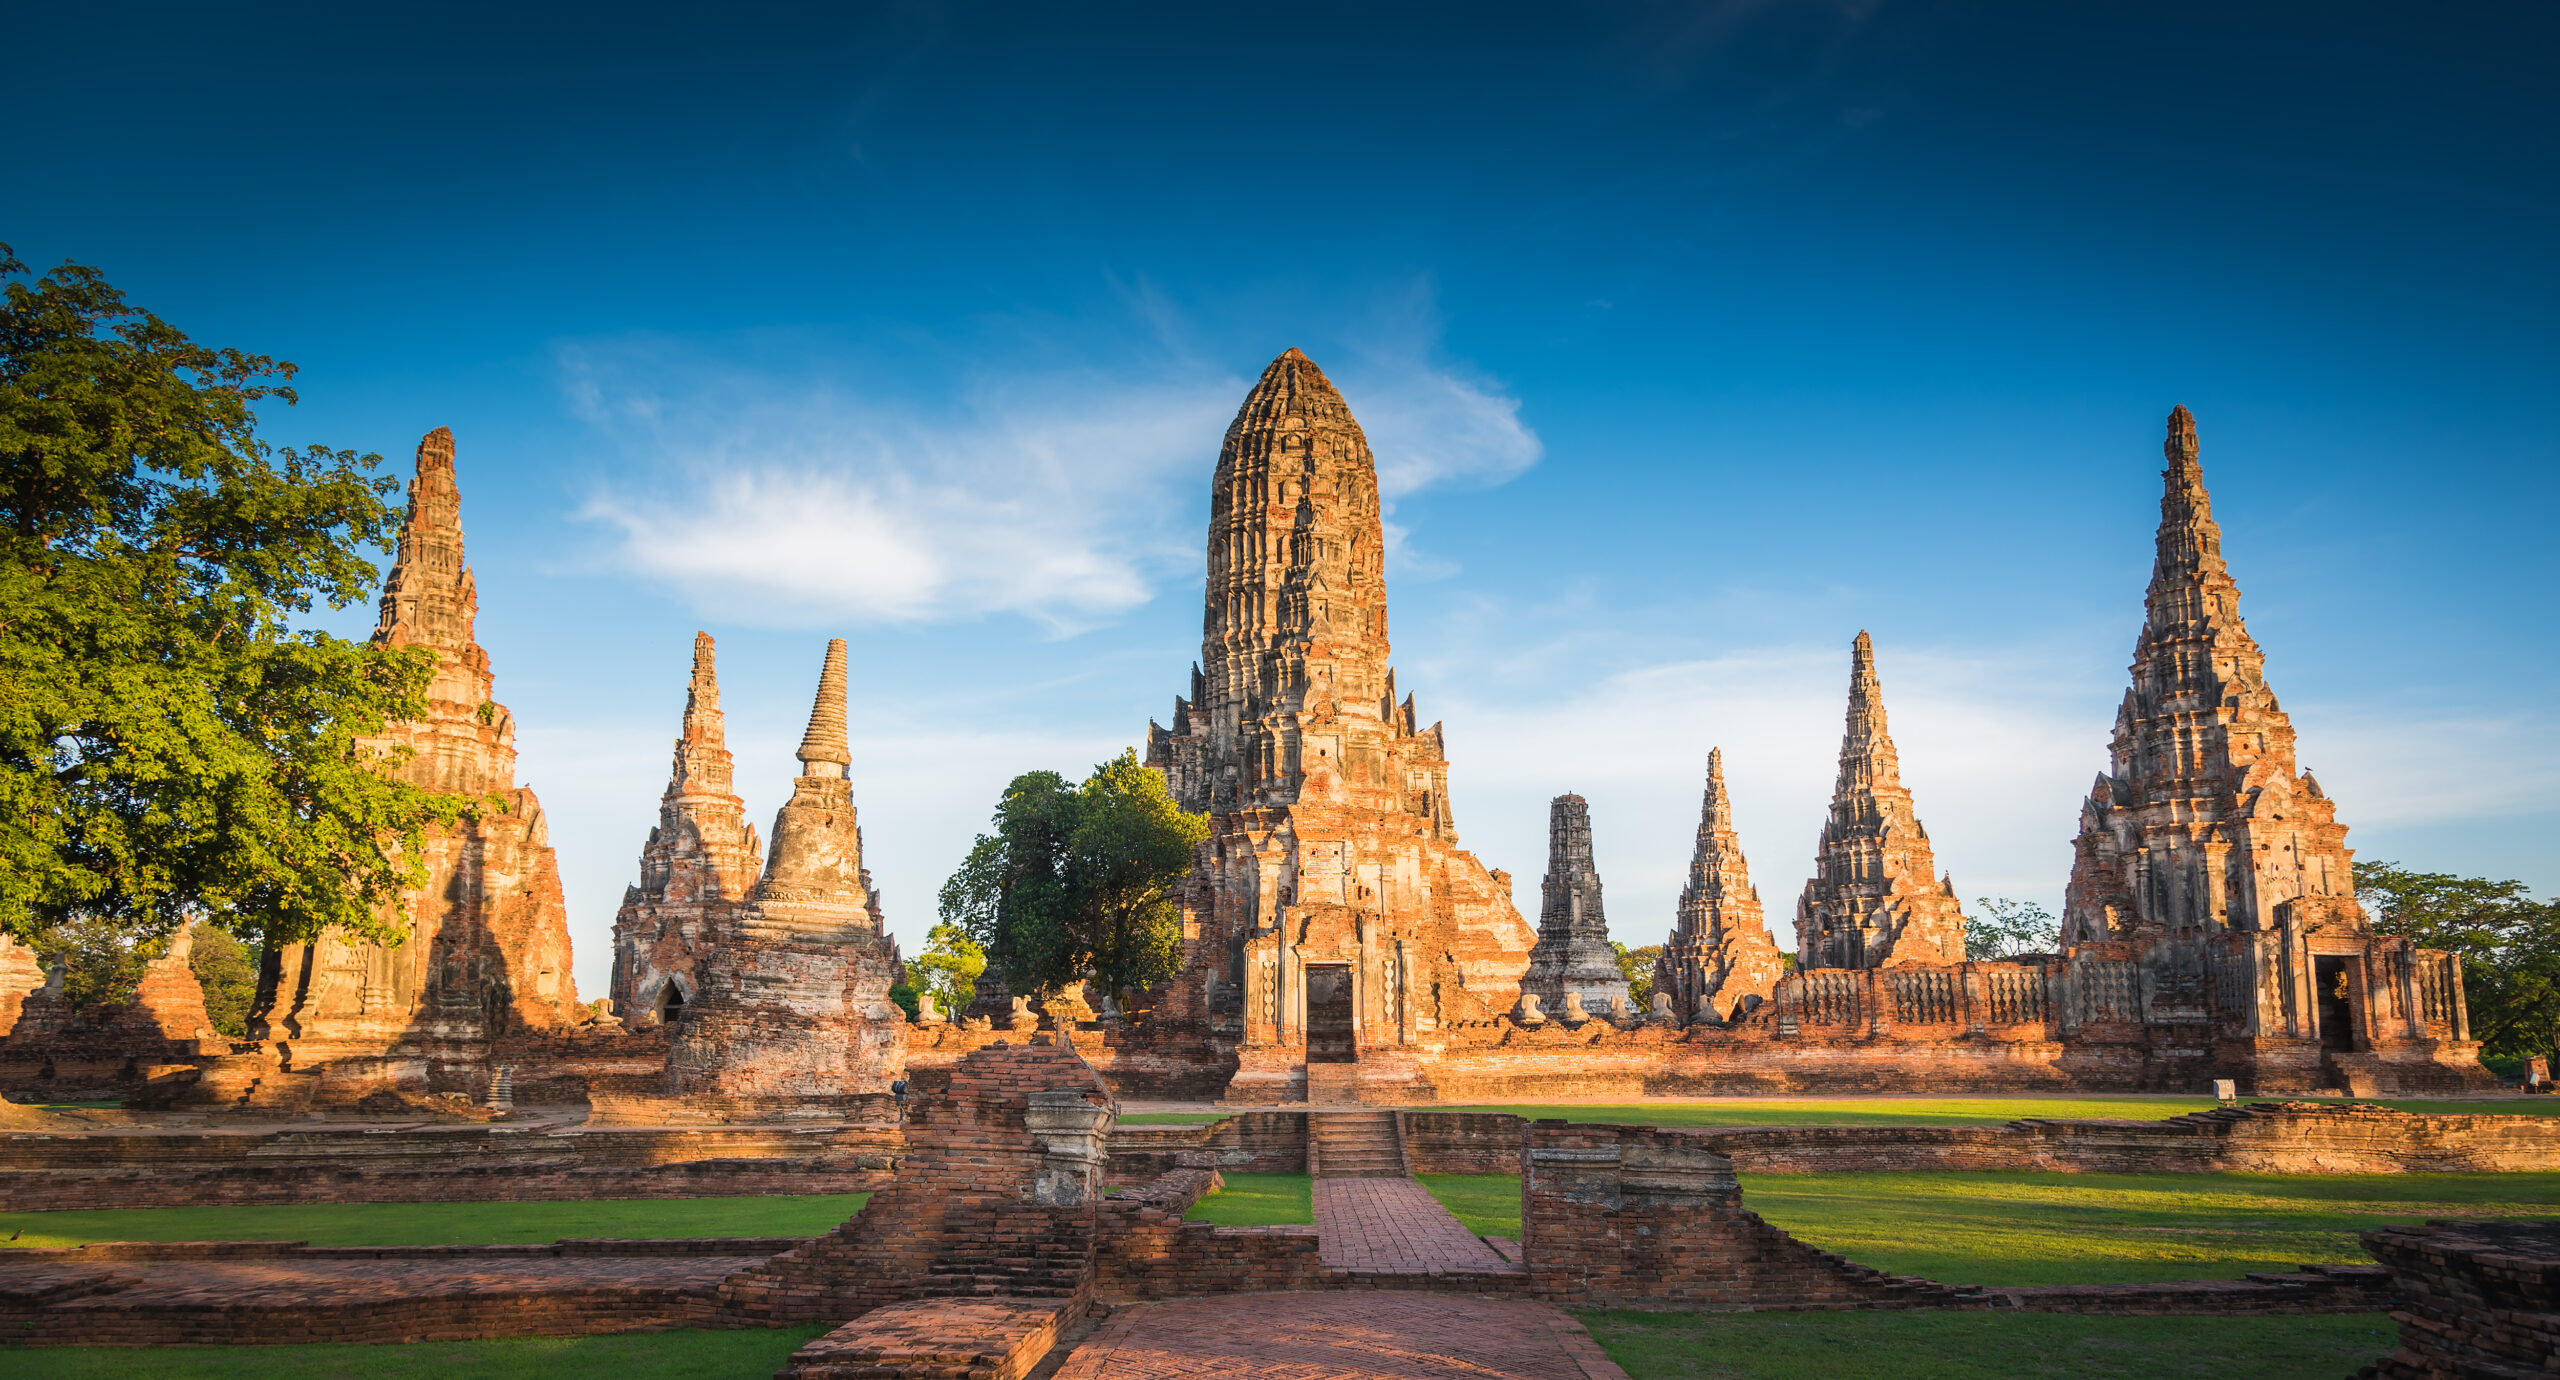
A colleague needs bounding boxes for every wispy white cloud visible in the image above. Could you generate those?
[561,320,1544,629]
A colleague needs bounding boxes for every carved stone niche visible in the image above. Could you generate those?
[1024,1089,1115,1207]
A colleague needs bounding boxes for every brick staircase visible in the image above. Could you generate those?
[1310,1111,1406,1178]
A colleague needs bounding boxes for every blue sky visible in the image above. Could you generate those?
[11,3,2554,995]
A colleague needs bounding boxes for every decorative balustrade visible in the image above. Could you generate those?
[1789,970,1863,1026]
[1888,968,1960,1025]
[2073,959,2140,1025]
[1980,964,2049,1026]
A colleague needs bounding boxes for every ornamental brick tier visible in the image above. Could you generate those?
[1143,348,1539,1104]
[254,428,581,1098]
[1656,749,1786,1024]
[1795,631,1970,970]
[610,631,763,1028]
[1520,794,1631,1018]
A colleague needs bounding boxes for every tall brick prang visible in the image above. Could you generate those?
[1520,795,1629,1015]
[1657,749,1786,1022]
[255,428,580,1096]
[1795,632,1968,970]
[1143,349,1538,1102]
[611,632,762,1026]
[665,638,904,1104]
[2064,407,2360,942]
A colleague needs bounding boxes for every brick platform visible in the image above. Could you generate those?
[1314,1178,1517,1277]
[0,1239,776,1346]
[1052,1293,1629,1379]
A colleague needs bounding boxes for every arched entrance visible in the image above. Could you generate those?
[1304,965,1355,1063]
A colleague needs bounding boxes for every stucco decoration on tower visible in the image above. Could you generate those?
[1144,348,1538,1103]
[1795,632,1969,971]
[611,632,764,1027]
[2064,407,2360,944]
[665,638,905,1105]
[1521,794,1631,1015]
[255,428,580,1095]
[1657,749,1787,1023]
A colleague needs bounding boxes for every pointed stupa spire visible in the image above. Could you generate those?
[2063,406,2357,943]
[796,638,853,777]
[1661,746,1784,1021]
[667,631,733,798]
[1702,746,1733,831]
[1796,633,1968,969]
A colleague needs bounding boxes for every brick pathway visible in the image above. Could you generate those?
[1053,1293,1628,1379]
[1314,1178,1518,1275]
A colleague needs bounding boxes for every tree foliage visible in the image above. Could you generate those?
[938,750,1209,1003]
[1612,941,1663,1008]
[910,921,987,1014]
[187,921,260,1037]
[0,248,472,952]
[1967,897,2060,961]
[2356,859,2559,1065]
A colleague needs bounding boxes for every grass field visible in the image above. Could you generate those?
[0,1194,868,1250]
[0,1325,831,1378]
[1432,1096,2554,1127]
[1182,1171,1314,1226]
[1414,1170,2560,1283]
[1580,1309,2398,1379]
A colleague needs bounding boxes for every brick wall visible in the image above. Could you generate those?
[1518,1120,1975,1309]
[2358,1221,2560,1377]
[717,1038,1115,1326]
[1106,1111,1307,1176]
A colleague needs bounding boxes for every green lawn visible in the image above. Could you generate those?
[1414,1170,2560,1284]
[1432,1096,2555,1127]
[1739,1170,2560,1284]
[1182,1171,1313,1226]
[1581,1309,2397,1380]
[0,1194,867,1250]
[1415,1172,1525,1239]
[0,1325,830,1377]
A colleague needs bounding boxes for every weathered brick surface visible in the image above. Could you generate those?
[610,632,764,1030]
[0,1239,776,1347]
[716,1040,1114,1326]
[1520,795,1631,1015]
[246,429,581,1103]
[665,639,905,1107]
[1796,633,1970,971]
[2358,1221,2560,1378]
[1106,1110,1307,1177]
[1656,749,1786,1025]
[0,1121,901,1210]
[1520,1120,1978,1310]
[778,1297,1070,1380]
[1054,1293,1632,1379]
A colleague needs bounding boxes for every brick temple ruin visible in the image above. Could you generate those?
[0,366,2494,1110]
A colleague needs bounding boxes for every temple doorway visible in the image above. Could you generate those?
[655,982,686,1024]
[1305,965,1355,1063]
[2313,956,2355,1053]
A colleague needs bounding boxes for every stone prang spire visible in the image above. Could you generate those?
[1658,750,1786,1022]
[2062,407,2360,943]
[257,428,579,1092]
[667,638,904,1102]
[1522,794,1632,1015]
[609,632,765,1025]
[1141,349,1537,1098]
[1795,632,1968,969]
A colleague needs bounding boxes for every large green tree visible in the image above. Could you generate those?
[939,750,1209,1005]
[0,248,471,953]
[1967,897,2060,961]
[2356,860,2559,1066]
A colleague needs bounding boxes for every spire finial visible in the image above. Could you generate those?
[2165,405,2199,464]
[680,631,723,747]
[796,638,852,774]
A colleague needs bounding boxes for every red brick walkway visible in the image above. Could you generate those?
[1314,1178,1518,1275]
[1053,1293,1629,1379]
